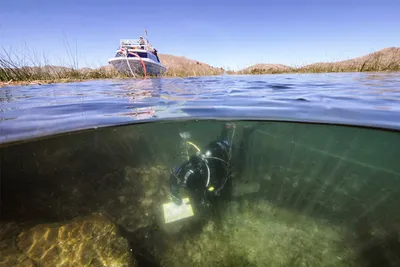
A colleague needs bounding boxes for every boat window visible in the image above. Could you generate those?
[128,52,147,58]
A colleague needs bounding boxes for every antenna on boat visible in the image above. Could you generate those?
[144,29,149,43]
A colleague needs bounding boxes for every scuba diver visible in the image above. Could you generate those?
[169,122,236,211]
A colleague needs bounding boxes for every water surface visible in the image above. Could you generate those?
[2,72,400,144]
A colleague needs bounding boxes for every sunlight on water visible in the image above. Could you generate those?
[1,120,399,267]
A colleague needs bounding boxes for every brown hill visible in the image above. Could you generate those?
[235,64,294,74]
[158,54,224,77]
[299,47,400,72]
[23,65,72,74]
[232,47,400,75]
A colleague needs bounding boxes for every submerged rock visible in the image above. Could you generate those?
[0,214,136,267]
[0,223,35,267]
[111,166,170,232]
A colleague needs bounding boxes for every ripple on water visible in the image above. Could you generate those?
[1,72,400,144]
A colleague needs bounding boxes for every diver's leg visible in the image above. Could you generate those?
[236,122,265,176]
[219,122,235,142]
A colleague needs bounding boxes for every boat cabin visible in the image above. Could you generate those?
[115,39,161,63]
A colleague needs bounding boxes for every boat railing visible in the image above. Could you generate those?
[119,39,154,51]
[120,39,143,45]
[120,39,151,46]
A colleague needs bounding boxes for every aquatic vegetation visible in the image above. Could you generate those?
[156,199,356,267]
[0,55,125,85]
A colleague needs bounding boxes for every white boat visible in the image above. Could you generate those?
[108,34,167,76]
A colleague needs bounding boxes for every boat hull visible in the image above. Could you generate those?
[108,57,167,76]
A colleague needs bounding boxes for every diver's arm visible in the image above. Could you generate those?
[169,169,183,205]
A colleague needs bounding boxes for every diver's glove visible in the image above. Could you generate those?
[170,166,184,205]
[170,185,183,205]
[171,194,182,205]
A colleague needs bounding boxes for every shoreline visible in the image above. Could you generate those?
[2,69,400,88]
[1,47,399,87]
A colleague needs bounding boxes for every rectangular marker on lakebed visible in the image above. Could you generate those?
[163,198,194,223]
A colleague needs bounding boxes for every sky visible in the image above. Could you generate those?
[1,0,399,70]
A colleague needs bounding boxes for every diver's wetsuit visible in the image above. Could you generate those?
[169,123,234,209]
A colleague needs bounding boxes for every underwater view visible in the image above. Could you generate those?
[1,118,400,267]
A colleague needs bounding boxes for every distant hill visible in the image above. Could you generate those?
[233,47,400,74]
[158,54,224,76]
[298,47,400,72]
